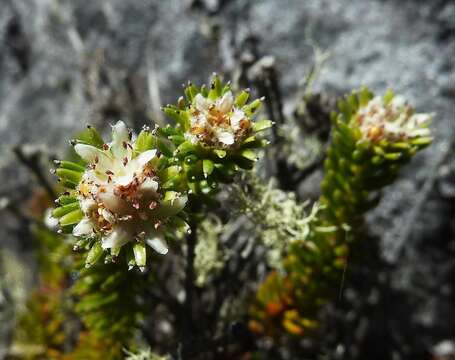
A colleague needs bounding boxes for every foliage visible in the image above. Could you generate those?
[10,76,433,359]
[249,88,432,338]
[72,261,147,355]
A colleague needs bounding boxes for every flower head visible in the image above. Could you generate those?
[161,74,273,195]
[53,121,187,270]
[355,94,432,143]
[185,91,251,148]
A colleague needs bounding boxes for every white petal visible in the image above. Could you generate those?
[73,218,95,237]
[412,114,432,126]
[184,132,198,144]
[217,91,234,113]
[99,190,128,214]
[110,121,132,159]
[230,110,245,130]
[74,144,111,168]
[115,174,134,186]
[102,227,130,249]
[391,95,407,108]
[101,208,116,223]
[140,177,159,193]
[194,94,210,111]
[44,208,59,230]
[112,121,129,144]
[217,131,235,145]
[80,198,97,213]
[152,194,187,219]
[146,234,168,255]
[135,149,157,167]
[409,128,431,137]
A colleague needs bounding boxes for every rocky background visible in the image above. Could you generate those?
[0,0,454,359]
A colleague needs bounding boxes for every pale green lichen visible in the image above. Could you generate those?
[124,348,170,360]
[194,216,228,286]
[232,175,321,269]
[278,121,323,170]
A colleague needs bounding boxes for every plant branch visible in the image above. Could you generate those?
[181,220,197,359]
[13,145,56,200]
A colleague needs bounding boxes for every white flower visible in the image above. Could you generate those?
[186,92,251,147]
[73,121,187,263]
[356,96,432,143]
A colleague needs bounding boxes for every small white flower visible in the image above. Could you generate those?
[72,121,187,262]
[356,96,432,143]
[187,92,251,148]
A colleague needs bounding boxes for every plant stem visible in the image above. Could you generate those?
[13,145,57,200]
[182,221,197,358]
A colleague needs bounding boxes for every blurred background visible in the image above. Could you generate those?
[1,0,455,359]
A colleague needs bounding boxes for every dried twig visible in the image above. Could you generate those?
[13,145,56,200]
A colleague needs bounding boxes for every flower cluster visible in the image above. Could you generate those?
[161,74,272,196]
[53,121,187,270]
[52,75,273,268]
[355,94,432,143]
[185,91,252,148]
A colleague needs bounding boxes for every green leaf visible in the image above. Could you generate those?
[56,194,77,205]
[241,149,258,162]
[235,90,250,107]
[60,179,78,189]
[252,119,273,132]
[222,82,232,95]
[135,130,154,153]
[127,246,136,268]
[133,243,146,269]
[157,138,174,157]
[153,192,187,218]
[383,89,394,104]
[213,149,226,158]
[384,152,402,161]
[208,74,222,99]
[168,135,185,145]
[187,84,199,101]
[359,87,373,107]
[59,209,84,226]
[77,126,104,148]
[58,160,86,172]
[168,216,190,238]
[56,168,82,184]
[202,159,214,178]
[243,99,262,116]
[86,242,104,267]
[160,165,182,183]
[234,156,254,170]
[163,107,187,128]
[53,202,80,218]
[410,137,433,147]
[175,141,196,156]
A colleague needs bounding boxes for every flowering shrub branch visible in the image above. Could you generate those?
[249,88,432,338]
[12,74,433,359]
